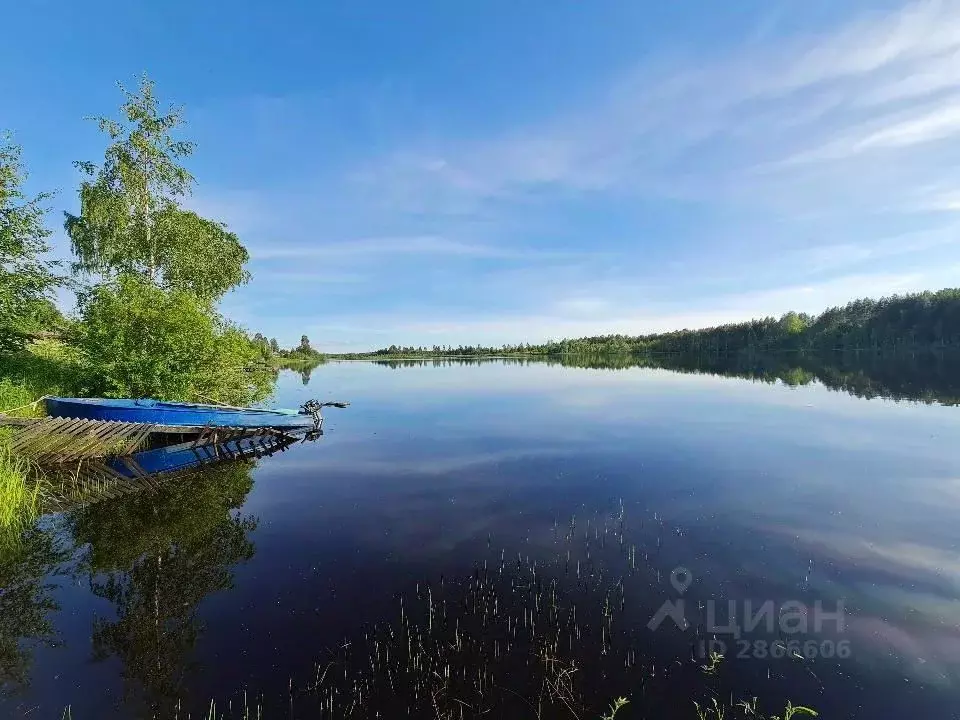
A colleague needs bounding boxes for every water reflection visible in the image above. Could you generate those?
[278,358,329,386]
[0,433,299,715]
[42,432,304,514]
[0,524,68,694]
[372,350,960,405]
[2,354,960,718]
[69,461,258,717]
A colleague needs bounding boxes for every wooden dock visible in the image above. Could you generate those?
[0,414,303,462]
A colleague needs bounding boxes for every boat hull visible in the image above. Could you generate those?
[45,397,316,430]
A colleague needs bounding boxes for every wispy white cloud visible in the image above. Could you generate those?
[856,99,960,149]
[782,95,960,164]
[921,190,960,211]
[255,269,369,283]
[213,1,960,347]
[247,235,584,261]
[354,0,960,217]
[855,48,960,107]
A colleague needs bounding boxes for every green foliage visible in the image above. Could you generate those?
[0,134,62,353]
[283,333,324,361]
[0,378,38,417]
[56,75,269,405]
[0,340,88,418]
[71,460,255,573]
[0,444,43,553]
[198,323,276,405]
[77,274,271,405]
[64,75,249,301]
[779,311,808,336]
[151,207,250,301]
[251,332,274,363]
[373,350,960,406]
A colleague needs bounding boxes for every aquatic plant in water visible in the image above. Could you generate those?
[180,508,819,720]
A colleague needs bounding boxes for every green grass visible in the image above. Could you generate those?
[275,355,327,369]
[0,340,77,548]
[0,339,85,417]
[0,442,45,550]
[0,376,44,416]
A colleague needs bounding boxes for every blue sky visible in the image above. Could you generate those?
[4,0,960,351]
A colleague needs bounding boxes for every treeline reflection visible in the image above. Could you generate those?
[370,351,960,406]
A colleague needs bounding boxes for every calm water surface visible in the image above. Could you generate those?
[3,357,960,719]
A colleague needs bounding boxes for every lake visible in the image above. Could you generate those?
[3,354,960,719]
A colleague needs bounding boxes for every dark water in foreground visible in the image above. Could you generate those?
[3,354,960,719]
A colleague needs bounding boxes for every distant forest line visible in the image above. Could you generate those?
[330,289,960,359]
[359,350,960,407]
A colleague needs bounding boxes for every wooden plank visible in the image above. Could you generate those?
[87,421,136,458]
[57,419,108,460]
[39,418,92,457]
[95,462,135,484]
[10,417,67,452]
[54,419,108,460]
[68,420,129,460]
[119,423,155,456]
[6,415,311,437]
[9,413,310,463]
[126,456,148,478]
[7,417,57,450]
[138,472,164,494]
[118,456,145,478]
[57,421,109,462]
[191,427,213,449]
[0,416,38,427]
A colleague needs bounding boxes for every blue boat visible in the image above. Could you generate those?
[45,397,319,430]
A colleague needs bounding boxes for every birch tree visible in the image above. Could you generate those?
[65,75,249,302]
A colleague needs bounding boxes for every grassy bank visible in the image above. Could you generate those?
[0,378,39,417]
[0,445,42,546]
[0,340,81,547]
[0,339,84,417]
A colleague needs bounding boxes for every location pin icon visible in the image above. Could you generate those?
[670,566,693,594]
